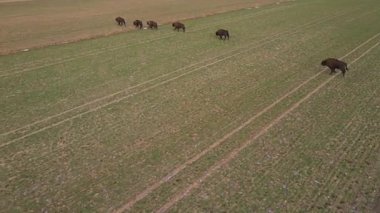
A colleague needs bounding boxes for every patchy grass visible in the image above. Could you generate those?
[0,0,379,212]
[0,0,281,54]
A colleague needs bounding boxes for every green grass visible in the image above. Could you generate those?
[1,0,380,212]
[0,0,281,54]
[171,46,380,212]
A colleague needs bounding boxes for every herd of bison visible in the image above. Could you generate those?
[115,16,349,76]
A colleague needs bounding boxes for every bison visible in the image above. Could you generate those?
[216,29,229,40]
[115,17,126,27]
[147,21,158,29]
[133,20,143,29]
[172,22,185,32]
[321,58,349,77]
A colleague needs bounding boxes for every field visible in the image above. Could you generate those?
[0,0,280,55]
[1,0,380,212]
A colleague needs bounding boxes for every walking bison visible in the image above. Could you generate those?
[115,17,126,27]
[216,29,229,40]
[133,20,143,29]
[147,21,158,29]
[172,22,185,32]
[321,58,349,77]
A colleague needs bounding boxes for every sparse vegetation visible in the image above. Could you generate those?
[0,0,379,212]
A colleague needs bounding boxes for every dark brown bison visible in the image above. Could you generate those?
[133,20,143,29]
[115,17,126,27]
[216,29,229,40]
[172,22,185,32]
[321,58,349,77]
[147,21,158,29]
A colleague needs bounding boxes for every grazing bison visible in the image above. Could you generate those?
[133,20,143,29]
[216,29,229,40]
[172,22,185,32]
[321,58,349,77]
[115,17,126,26]
[147,21,158,29]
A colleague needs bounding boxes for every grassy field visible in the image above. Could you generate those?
[0,0,280,54]
[1,0,380,212]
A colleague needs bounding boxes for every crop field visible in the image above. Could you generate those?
[0,0,280,54]
[1,0,380,212]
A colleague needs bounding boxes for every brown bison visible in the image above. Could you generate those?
[216,29,229,40]
[133,20,143,29]
[172,22,185,32]
[147,21,158,29]
[115,17,126,27]
[321,58,349,77]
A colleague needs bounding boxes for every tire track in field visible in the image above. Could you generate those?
[0,9,360,208]
[153,41,380,213]
[282,66,380,210]
[299,53,380,210]
[306,105,380,210]
[313,132,376,210]
[3,12,374,211]
[0,3,296,77]
[9,5,377,138]
[6,7,376,139]
[0,12,350,147]
[343,135,380,210]
[11,0,372,78]
[2,7,336,137]
[112,28,380,213]
[3,29,323,204]
[290,103,372,210]
[299,91,379,210]
[7,25,349,208]
[4,28,314,179]
[252,89,376,212]
[331,139,379,210]
[0,10,374,196]
[0,11,372,208]
[301,117,370,209]
[3,25,331,203]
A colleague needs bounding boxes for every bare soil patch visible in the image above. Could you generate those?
[0,0,31,3]
[0,0,281,55]
[374,196,380,213]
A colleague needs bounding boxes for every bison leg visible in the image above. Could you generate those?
[341,68,346,77]
[329,68,336,75]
